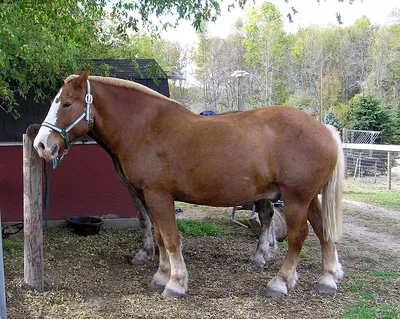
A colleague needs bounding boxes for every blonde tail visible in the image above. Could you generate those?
[322,125,345,242]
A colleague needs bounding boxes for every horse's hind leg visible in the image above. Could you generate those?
[266,198,309,297]
[250,199,277,267]
[308,195,343,294]
[128,189,155,265]
[145,191,188,299]
[148,221,171,290]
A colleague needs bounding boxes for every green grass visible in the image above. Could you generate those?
[371,270,400,279]
[2,239,23,252]
[175,201,199,208]
[342,270,400,319]
[177,220,231,237]
[342,301,399,319]
[344,190,400,209]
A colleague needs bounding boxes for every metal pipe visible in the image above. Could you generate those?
[231,206,249,228]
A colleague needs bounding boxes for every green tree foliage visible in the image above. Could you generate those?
[391,107,400,144]
[347,94,395,143]
[324,109,343,130]
[111,0,244,33]
[192,23,248,112]
[0,0,105,116]
[192,5,400,129]
[243,2,287,106]
[0,0,249,116]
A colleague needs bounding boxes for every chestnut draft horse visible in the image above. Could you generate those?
[34,70,345,298]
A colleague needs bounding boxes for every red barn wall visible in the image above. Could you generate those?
[0,144,137,223]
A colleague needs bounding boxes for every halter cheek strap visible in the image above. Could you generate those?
[41,80,93,168]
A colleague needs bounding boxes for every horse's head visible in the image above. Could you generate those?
[34,69,93,162]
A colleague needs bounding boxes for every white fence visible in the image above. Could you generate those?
[343,143,400,190]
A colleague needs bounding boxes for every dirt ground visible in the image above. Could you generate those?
[4,200,400,319]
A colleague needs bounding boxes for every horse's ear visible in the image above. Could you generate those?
[26,124,41,142]
[73,68,90,89]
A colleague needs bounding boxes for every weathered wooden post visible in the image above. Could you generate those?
[23,133,44,292]
[0,209,7,319]
[387,151,392,190]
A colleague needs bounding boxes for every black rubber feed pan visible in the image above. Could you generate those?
[67,216,103,236]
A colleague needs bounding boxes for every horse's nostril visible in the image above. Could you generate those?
[38,142,45,150]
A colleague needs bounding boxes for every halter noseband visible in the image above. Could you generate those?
[41,80,93,168]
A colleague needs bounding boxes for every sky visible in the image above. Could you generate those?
[162,0,399,46]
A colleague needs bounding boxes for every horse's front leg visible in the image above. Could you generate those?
[128,189,155,265]
[145,191,188,299]
[250,199,277,267]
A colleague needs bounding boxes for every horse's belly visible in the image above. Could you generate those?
[175,175,279,207]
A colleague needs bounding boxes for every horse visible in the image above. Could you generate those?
[33,69,344,298]
[27,124,278,268]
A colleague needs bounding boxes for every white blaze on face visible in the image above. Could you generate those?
[33,88,63,151]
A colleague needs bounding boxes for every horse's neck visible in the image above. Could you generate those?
[91,81,186,158]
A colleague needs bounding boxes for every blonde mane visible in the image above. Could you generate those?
[64,75,173,102]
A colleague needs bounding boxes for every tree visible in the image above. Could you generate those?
[192,21,249,113]
[370,9,400,108]
[324,109,343,130]
[285,26,325,115]
[111,0,247,33]
[392,107,400,144]
[0,0,105,116]
[347,94,395,143]
[243,3,287,106]
[0,0,250,116]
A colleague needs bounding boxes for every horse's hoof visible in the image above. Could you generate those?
[316,274,338,294]
[250,256,266,268]
[266,276,288,297]
[148,280,165,291]
[265,286,286,297]
[161,287,186,299]
[315,283,337,295]
[130,250,151,265]
[129,256,149,265]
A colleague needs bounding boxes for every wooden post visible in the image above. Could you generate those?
[0,210,7,319]
[23,134,44,291]
[343,129,348,179]
[387,151,392,190]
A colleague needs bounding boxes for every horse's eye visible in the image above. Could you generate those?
[63,102,72,108]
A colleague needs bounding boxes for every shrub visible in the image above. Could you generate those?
[347,94,396,144]
[324,109,343,130]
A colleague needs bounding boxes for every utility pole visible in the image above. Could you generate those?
[231,70,249,111]
[319,65,323,123]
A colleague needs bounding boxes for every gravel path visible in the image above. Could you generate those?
[342,200,400,256]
